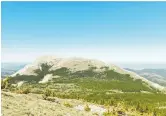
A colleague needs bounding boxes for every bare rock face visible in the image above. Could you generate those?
[38,74,60,84]
[49,57,107,71]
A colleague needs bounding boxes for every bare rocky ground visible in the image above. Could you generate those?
[1,91,108,116]
[2,91,158,116]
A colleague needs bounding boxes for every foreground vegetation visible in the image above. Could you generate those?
[2,64,166,115]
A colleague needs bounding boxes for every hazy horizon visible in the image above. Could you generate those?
[2,61,166,69]
[2,2,166,63]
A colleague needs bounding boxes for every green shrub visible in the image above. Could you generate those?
[63,102,73,108]
[84,104,91,112]
[103,106,114,116]
[1,80,6,89]
[46,97,56,102]
[103,111,114,116]
[16,87,30,94]
[30,88,43,94]
[92,112,99,116]
[1,77,11,89]
[42,88,52,100]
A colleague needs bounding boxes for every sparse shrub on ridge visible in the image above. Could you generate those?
[46,97,56,102]
[84,104,91,112]
[63,102,73,108]
[42,88,52,100]
[1,77,11,89]
[103,111,113,116]
[16,87,30,94]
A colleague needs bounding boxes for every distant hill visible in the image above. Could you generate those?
[125,68,166,87]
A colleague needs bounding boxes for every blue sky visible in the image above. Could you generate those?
[1,2,166,63]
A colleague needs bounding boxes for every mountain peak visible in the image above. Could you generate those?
[11,56,165,91]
